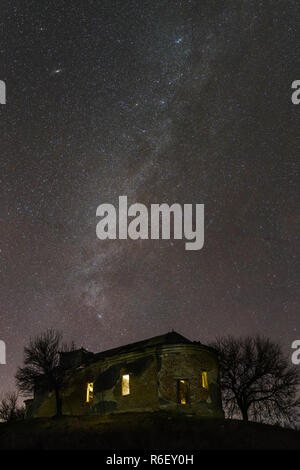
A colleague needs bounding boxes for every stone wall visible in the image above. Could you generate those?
[157,344,223,417]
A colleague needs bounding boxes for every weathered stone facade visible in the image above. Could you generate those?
[25,332,224,419]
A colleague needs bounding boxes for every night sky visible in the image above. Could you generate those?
[1,0,299,396]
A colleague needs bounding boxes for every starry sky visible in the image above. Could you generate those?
[1,0,299,396]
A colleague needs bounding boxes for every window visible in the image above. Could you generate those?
[86,382,94,403]
[202,371,208,389]
[177,379,189,405]
[122,374,130,396]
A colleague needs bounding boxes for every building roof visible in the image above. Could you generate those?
[59,331,212,370]
[93,331,193,361]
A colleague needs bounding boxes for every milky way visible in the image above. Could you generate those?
[0,1,299,395]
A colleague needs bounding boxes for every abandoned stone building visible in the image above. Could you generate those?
[24,331,224,419]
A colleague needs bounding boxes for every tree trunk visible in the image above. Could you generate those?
[54,388,62,417]
[241,407,249,421]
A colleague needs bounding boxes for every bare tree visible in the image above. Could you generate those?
[0,392,25,422]
[211,335,300,426]
[16,329,75,417]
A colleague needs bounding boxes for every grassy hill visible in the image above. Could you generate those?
[0,411,299,450]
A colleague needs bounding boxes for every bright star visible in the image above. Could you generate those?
[52,68,62,75]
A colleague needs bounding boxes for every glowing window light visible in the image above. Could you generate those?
[178,379,189,405]
[202,371,208,389]
[122,374,130,396]
[86,382,94,403]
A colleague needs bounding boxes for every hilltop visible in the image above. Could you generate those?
[0,411,299,450]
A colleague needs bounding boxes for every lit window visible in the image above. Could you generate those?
[86,382,94,403]
[122,374,130,396]
[178,379,189,405]
[202,371,208,389]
